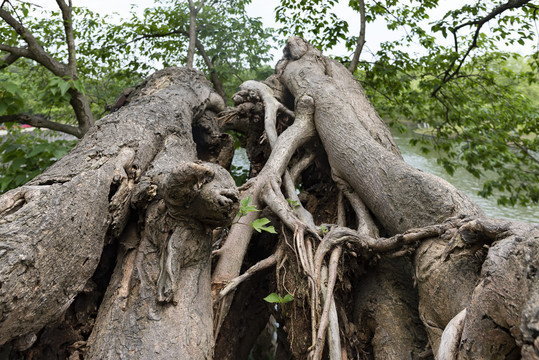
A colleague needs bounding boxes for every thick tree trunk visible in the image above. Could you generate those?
[0,67,238,358]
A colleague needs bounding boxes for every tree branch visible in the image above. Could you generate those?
[0,51,21,70]
[186,0,205,68]
[0,6,68,76]
[194,37,226,100]
[432,0,532,96]
[0,43,33,59]
[0,113,83,138]
[55,0,77,77]
[348,0,366,73]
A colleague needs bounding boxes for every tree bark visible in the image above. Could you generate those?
[0,67,238,358]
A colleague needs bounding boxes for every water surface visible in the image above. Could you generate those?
[392,130,538,224]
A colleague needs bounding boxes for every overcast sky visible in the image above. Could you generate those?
[29,0,533,65]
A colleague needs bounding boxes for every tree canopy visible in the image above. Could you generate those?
[276,0,539,206]
[0,0,538,203]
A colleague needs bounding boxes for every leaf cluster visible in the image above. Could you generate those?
[263,292,294,304]
[237,196,277,234]
[0,128,76,193]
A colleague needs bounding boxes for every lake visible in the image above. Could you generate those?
[392,130,538,224]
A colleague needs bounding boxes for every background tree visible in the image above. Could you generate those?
[116,0,275,101]
[0,0,95,137]
[0,0,274,193]
[276,0,539,206]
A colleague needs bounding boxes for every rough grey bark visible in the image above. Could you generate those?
[0,67,238,358]
[215,37,538,359]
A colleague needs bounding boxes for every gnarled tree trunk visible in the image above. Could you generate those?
[0,67,238,359]
[0,39,537,360]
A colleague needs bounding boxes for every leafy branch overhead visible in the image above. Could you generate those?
[0,0,94,137]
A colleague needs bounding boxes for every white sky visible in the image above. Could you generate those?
[28,0,535,65]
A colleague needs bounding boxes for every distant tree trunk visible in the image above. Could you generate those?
[348,0,366,73]
[0,39,537,360]
[186,0,205,69]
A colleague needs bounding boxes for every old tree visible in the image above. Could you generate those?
[1,2,539,360]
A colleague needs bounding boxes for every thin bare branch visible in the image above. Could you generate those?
[55,0,77,77]
[0,43,33,59]
[0,51,20,69]
[432,0,531,96]
[218,247,282,299]
[194,37,226,100]
[348,0,366,73]
[186,0,205,68]
[0,113,83,138]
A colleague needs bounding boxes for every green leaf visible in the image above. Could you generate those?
[282,294,294,303]
[26,144,49,158]
[9,157,26,170]
[250,218,277,234]
[263,292,294,304]
[238,195,259,217]
[53,148,68,159]
[286,198,299,209]
[14,174,28,186]
[263,293,283,303]
[320,225,328,235]
[59,80,71,96]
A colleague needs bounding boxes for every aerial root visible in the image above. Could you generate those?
[332,172,378,237]
[437,309,467,360]
[312,246,342,360]
[218,247,283,300]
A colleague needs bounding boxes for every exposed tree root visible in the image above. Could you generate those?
[437,308,467,360]
[218,247,283,299]
[212,83,317,337]
[211,37,538,358]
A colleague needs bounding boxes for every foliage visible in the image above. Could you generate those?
[236,196,277,234]
[0,128,76,193]
[0,5,144,124]
[238,195,260,217]
[263,292,294,304]
[275,0,539,206]
[0,78,24,115]
[250,218,277,234]
[230,163,250,186]
[286,198,299,209]
[111,0,275,100]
